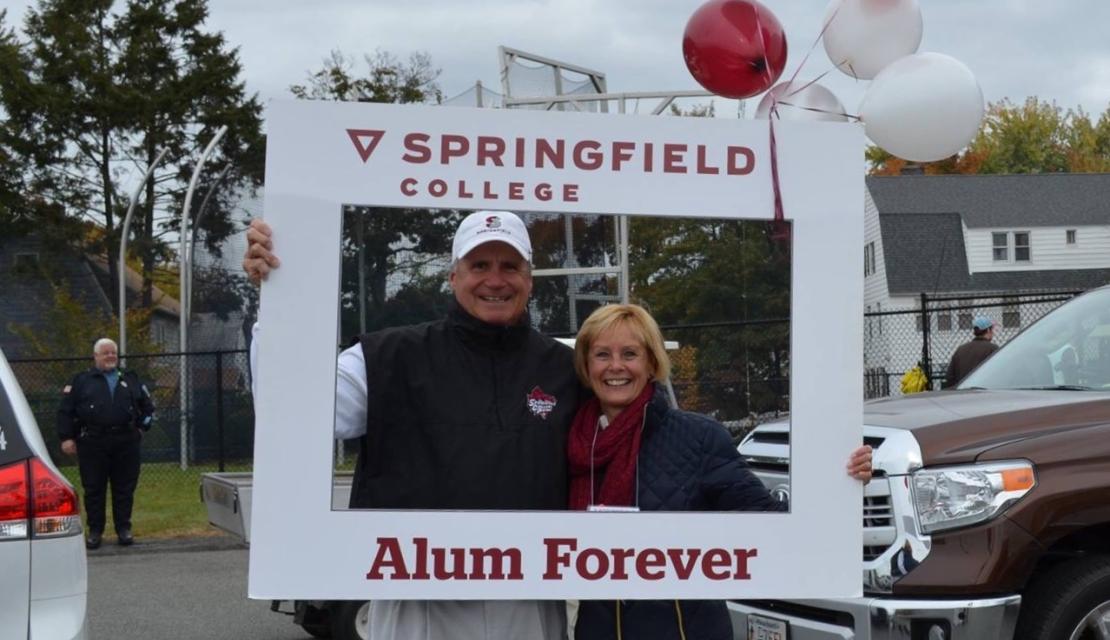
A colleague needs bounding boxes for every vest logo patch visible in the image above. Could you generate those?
[526,386,557,419]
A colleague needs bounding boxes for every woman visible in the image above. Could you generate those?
[568,304,872,640]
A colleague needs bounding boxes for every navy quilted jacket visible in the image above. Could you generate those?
[574,384,785,640]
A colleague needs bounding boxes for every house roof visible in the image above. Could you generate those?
[88,255,180,317]
[867,174,1110,228]
[879,211,1110,295]
[880,212,971,294]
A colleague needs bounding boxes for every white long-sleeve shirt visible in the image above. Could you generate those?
[249,323,368,440]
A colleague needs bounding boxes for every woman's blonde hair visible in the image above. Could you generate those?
[574,304,670,386]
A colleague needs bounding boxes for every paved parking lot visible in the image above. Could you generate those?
[87,537,310,640]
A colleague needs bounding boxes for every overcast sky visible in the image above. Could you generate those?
[2,0,1108,123]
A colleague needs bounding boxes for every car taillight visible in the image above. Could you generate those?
[0,458,81,541]
[0,460,30,540]
[30,458,81,538]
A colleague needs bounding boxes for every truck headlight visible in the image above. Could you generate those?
[911,460,1035,534]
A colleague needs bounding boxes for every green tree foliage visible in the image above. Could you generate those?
[292,50,456,340]
[2,0,263,315]
[290,49,442,104]
[629,217,790,419]
[0,9,40,234]
[338,206,461,341]
[528,214,616,335]
[113,0,264,307]
[868,97,1110,175]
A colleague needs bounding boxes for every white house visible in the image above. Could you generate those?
[862,173,1110,390]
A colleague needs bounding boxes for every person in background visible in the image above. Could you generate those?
[57,338,155,549]
[944,315,999,388]
[568,304,873,640]
[244,210,581,640]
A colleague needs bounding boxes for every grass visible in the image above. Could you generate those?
[59,461,252,539]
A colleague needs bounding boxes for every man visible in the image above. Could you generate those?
[58,338,155,549]
[244,211,581,640]
[944,316,1000,388]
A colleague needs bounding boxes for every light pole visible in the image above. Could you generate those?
[178,126,228,470]
[119,148,169,364]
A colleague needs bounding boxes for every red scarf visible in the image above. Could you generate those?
[567,384,655,511]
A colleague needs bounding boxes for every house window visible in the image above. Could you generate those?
[992,231,1033,263]
[992,233,1008,261]
[866,305,872,338]
[13,252,39,268]
[958,312,972,330]
[937,309,952,332]
[1014,232,1031,262]
[1003,307,1021,328]
[864,242,876,277]
[916,314,931,332]
[877,302,883,335]
[1066,229,1077,245]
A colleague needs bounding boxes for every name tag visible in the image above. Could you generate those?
[587,504,640,513]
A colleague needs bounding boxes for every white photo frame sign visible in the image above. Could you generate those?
[250,100,864,600]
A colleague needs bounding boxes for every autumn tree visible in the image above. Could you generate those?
[3,0,263,316]
[868,97,1110,175]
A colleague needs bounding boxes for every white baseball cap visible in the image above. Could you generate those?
[452,210,532,263]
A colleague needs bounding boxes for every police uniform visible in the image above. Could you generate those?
[57,367,155,541]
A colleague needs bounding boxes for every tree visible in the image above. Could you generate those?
[5,0,264,316]
[0,9,36,234]
[290,49,442,104]
[628,217,790,419]
[289,49,456,340]
[113,0,264,307]
[868,98,1110,175]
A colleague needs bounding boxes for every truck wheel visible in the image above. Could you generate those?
[295,601,333,638]
[330,600,371,640]
[299,620,332,639]
[1016,556,1110,640]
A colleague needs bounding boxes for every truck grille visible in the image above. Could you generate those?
[863,480,896,561]
[739,431,897,562]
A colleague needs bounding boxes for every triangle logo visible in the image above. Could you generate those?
[347,129,385,163]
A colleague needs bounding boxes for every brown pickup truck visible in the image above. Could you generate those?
[733,285,1110,640]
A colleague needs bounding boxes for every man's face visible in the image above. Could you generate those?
[94,342,118,371]
[450,241,533,326]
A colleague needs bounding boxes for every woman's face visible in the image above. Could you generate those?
[586,322,653,422]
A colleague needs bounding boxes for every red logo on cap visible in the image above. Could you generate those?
[526,386,557,419]
[486,216,501,229]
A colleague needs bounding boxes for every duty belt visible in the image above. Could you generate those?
[85,424,133,435]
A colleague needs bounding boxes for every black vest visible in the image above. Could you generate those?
[349,303,580,509]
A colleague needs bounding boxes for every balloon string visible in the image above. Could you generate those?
[768,109,788,244]
[776,100,861,121]
[782,68,834,99]
[753,11,774,93]
[780,4,841,93]
[765,3,841,247]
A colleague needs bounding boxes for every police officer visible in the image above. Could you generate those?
[58,338,155,549]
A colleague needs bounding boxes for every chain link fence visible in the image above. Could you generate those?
[8,289,1084,482]
[863,291,1081,398]
[10,350,254,483]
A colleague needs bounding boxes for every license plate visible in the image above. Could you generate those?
[748,613,789,640]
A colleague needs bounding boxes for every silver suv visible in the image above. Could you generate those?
[0,349,89,639]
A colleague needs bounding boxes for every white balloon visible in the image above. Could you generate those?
[859,52,985,162]
[754,81,848,122]
[822,0,923,80]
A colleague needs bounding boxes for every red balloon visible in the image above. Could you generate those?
[683,0,788,99]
